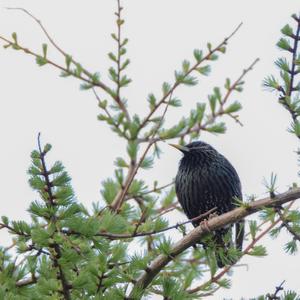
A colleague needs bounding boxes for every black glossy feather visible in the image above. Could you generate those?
[174,141,244,267]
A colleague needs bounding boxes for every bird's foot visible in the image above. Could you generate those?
[208,212,218,220]
[200,212,218,232]
[200,219,211,232]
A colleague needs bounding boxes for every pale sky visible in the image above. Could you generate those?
[1,1,300,299]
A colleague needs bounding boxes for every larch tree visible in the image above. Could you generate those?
[0,2,300,299]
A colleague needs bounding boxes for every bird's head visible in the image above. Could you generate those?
[169,141,216,157]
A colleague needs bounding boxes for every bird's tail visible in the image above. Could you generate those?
[214,234,228,268]
[214,229,232,268]
[214,222,244,268]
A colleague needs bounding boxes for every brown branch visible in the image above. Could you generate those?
[110,163,136,211]
[132,209,148,236]
[152,202,180,220]
[188,210,287,294]
[129,188,300,298]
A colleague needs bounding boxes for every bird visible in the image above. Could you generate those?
[171,141,244,268]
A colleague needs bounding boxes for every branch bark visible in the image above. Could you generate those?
[129,187,300,298]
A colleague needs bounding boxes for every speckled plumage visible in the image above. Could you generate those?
[174,141,244,267]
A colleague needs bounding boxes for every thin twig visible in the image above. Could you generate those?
[140,57,259,144]
[4,240,17,252]
[138,22,244,133]
[110,91,174,211]
[184,58,259,135]
[37,133,55,206]
[126,181,175,200]
[277,208,300,241]
[266,280,285,300]
[68,207,217,239]
[92,87,128,138]
[152,202,180,220]
[3,7,131,121]
[132,209,148,236]
[0,34,118,101]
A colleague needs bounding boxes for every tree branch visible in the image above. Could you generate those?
[187,203,293,294]
[139,57,259,144]
[110,91,174,211]
[129,187,300,298]
[277,208,300,241]
[266,280,285,300]
[66,207,217,239]
[2,7,131,122]
[138,22,243,133]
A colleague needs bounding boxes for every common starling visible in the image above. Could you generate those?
[172,141,244,268]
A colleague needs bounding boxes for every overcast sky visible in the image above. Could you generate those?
[1,1,300,299]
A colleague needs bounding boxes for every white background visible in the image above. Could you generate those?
[0,1,300,299]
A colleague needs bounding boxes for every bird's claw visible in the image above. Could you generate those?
[208,212,218,220]
[200,219,211,232]
[200,212,218,232]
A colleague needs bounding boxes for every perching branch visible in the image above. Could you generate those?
[188,202,293,294]
[129,187,300,298]
[110,24,250,213]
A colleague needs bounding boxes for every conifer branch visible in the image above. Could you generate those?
[138,57,259,144]
[187,205,292,294]
[110,91,174,211]
[126,181,175,200]
[129,188,300,298]
[114,0,130,121]
[1,6,131,122]
[266,280,286,300]
[277,207,300,241]
[66,207,217,239]
[177,58,259,139]
[138,22,243,133]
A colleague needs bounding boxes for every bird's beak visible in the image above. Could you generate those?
[169,143,190,153]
